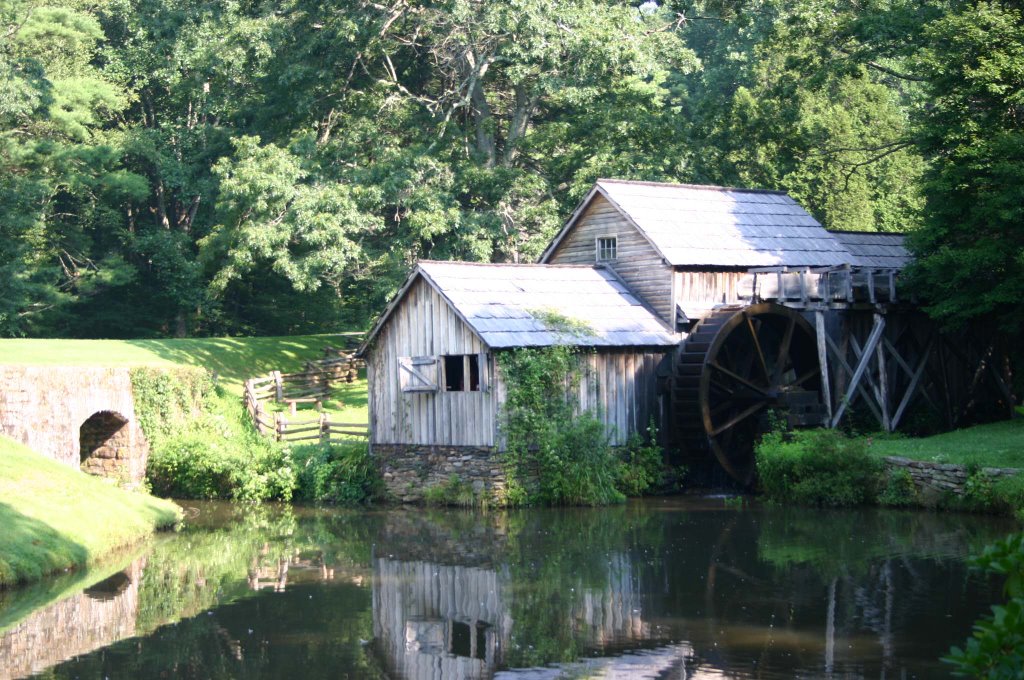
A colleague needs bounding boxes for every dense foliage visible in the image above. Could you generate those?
[133,367,380,503]
[2,0,1018,345]
[496,346,666,506]
[946,533,1024,678]
[756,428,882,506]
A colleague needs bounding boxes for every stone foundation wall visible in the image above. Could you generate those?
[372,444,505,503]
[884,456,1020,497]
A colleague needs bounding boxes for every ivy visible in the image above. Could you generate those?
[497,346,624,507]
[129,367,214,442]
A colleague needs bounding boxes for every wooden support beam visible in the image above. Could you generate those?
[884,334,942,416]
[815,311,833,425]
[831,316,886,428]
[875,313,891,431]
[891,337,935,430]
[825,334,884,425]
[849,334,885,413]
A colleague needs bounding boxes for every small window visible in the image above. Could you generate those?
[444,354,481,392]
[596,236,617,262]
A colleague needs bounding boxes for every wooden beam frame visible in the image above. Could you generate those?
[830,315,886,428]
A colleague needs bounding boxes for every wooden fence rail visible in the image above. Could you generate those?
[243,348,368,442]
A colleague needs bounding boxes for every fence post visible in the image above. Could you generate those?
[273,370,283,402]
[276,412,285,442]
[319,412,328,445]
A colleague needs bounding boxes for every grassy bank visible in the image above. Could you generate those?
[0,436,182,587]
[756,417,1024,516]
[0,334,358,394]
[866,415,1024,469]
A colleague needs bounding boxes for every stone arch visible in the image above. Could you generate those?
[79,411,132,480]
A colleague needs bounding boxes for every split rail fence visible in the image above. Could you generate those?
[243,349,368,443]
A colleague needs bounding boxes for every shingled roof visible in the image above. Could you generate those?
[543,179,859,268]
[362,261,678,352]
[829,231,911,268]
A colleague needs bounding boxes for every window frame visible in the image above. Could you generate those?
[595,235,617,262]
[441,353,485,392]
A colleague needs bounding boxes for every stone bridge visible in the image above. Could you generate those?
[0,366,149,485]
[0,558,144,679]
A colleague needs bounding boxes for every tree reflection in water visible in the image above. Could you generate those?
[0,499,1013,679]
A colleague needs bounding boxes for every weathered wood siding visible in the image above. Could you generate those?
[675,270,746,320]
[492,348,668,447]
[547,195,674,324]
[367,277,496,447]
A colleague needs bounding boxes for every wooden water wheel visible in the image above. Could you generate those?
[675,303,824,485]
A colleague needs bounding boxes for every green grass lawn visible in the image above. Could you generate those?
[0,436,182,587]
[867,415,1024,469]
[0,333,361,394]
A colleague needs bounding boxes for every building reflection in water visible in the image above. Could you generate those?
[373,557,511,679]
[0,559,144,680]
[370,549,678,679]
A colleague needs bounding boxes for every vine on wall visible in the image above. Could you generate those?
[497,346,632,506]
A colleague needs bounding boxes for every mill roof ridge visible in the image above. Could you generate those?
[596,178,789,195]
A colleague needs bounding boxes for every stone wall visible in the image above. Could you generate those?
[884,456,1020,497]
[0,366,149,486]
[372,444,505,503]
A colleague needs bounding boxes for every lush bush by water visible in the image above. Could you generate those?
[756,428,882,507]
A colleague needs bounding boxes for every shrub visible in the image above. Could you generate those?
[142,379,297,502]
[290,441,384,506]
[879,468,918,507]
[534,413,624,506]
[756,428,882,507]
[498,347,625,507]
[616,421,666,497]
[945,533,1024,678]
[993,475,1024,520]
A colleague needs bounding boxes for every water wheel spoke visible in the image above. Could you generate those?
[710,399,736,418]
[708,361,771,397]
[772,317,796,385]
[709,378,737,398]
[745,313,771,384]
[710,401,767,437]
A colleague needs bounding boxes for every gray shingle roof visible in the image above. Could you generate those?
[418,261,676,348]
[585,179,853,267]
[829,231,911,268]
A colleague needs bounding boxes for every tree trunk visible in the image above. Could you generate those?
[174,310,187,338]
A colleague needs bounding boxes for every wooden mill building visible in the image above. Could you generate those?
[360,179,1014,493]
[358,261,678,499]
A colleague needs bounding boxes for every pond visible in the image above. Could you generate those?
[0,497,1014,679]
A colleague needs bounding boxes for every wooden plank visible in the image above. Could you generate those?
[831,316,885,428]
[875,313,891,431]
[815,311,833,424]
[891,337,934,430]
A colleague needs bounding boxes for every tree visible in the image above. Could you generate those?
[905,0,1024,337]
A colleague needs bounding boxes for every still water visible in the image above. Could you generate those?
[0,498,1014,679]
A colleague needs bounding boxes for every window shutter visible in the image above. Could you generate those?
[399,356,439,392]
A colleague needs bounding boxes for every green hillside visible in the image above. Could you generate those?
[0,436,182,587]
[0,334,360,394]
